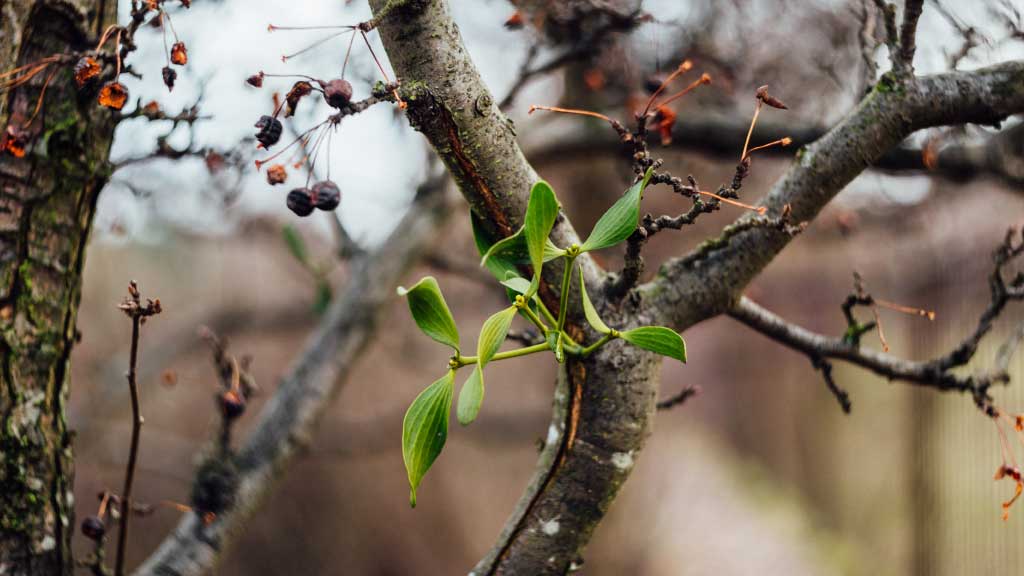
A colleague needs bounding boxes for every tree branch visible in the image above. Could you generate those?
[528,112,1024,189]
[643,60,1024,332]
[133,176,451,576]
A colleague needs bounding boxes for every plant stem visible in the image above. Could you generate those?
[557,254,577,331]
[518,302,548,333]
[581,332,615,356]
[115,313,142,576]
[458,342,550,366]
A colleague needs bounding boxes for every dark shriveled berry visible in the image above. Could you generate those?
[254,115,282,149]
[162,66,177,91]
[322,79,353,109]
[286,188,315,217]
[81,516,105,541]
[311,180,341,211]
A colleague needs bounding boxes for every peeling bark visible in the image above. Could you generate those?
[0,1,117,574]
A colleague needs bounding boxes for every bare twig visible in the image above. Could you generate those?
[114,281,161,576]
[727,228,1024,413]
[656,384,700,411]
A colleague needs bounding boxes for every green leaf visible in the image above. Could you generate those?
[578,264,611,335]
[580,167,654,252]
[479,227,524,268]
[397,277,460,352]
[523,181,560,273]
[457,366,484,425]
[402,370,455,507]
[500,276,533,295]
[282,224,309,266]
[312,278,332,315]
[619,326,687,363]
[472,212,565,283]
[478,305,517,366]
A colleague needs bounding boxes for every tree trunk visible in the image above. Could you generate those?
[1,1,117,573]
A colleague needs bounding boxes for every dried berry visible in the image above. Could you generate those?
[254,115,282,149]
[311,180,341,211]
[220,390,246,420]
[162,66,177,91]
[98,81,129,110]
[285,81,313,117]
[170,41,188,65]
[81,516,105,541]
[322,79,353,109]
[74,56,101,88]
[266,163,287,185]
[286,188,315,217]
[246,72,264,88]
[3,125,27,158]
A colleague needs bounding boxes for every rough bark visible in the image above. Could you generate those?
[1,1,118,574]
[369,2,662,574]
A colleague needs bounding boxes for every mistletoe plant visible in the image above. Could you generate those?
[398,167,686,507]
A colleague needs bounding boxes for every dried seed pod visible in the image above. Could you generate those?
[246,72,264,88]
[219,390,246,420]
[254,115,282,148]
[81,516,105,541]
[284,81,313,117]
[322,79,353,109]
[204,151,225,172]
[755,85,788,109]
[504,10,524,29]
[98,81,129,110]
[170,41,188,65]
[191,457,238,516]
[266,163,287,185]
[652,105,677,146]
[311,180,341,211]
[286,188,315,217]
[162,66,177,91]
[73,56,101,88]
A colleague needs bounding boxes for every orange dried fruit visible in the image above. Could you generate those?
[266,164,287,185]
[73,56,101,88]
[170,41,188,65]
[98,81,128,110]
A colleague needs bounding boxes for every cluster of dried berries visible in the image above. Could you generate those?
[250,20,408,218]
[287,180,341,217]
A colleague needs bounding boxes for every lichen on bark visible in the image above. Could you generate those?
[1,1,117,573]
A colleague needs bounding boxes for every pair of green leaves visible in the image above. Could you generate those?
[477,168,655,279]
[395,275,520,506]
[479,181,562,297]
[578,264,687,362]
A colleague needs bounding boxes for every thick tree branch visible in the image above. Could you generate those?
[369,2,661,575]
[643,61,1024,332]
[529,112,1024,189]
[133,177,451,576]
